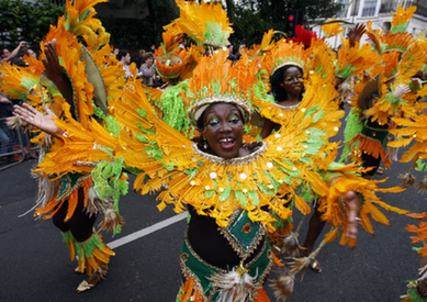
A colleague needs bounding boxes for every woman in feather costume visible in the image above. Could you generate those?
[256,40,328,273]
[20,47,410,301]
[3,1,418,300]
[18,48,368,301]
[337,6,426,177]
[252,33,346,274]
[0,0,127,292]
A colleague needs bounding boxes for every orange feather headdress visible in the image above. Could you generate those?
[261,39,308,76]
[391,5,417,34]
[164,0,233,48]
[154,28,201,80]
[185,50,260,124]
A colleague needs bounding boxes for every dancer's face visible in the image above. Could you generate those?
[281,66,303,97]
[201,103,244,159]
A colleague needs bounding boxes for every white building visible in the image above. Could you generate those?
[315,0,427,47]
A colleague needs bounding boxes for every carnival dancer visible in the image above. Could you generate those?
[336,6,426,177]
[388,40,426,301]
[4,1,416,300]
[28,42,413,300]
[396,110,427,300]
[321,9,427,300]
[252,35,342,273]
[256,40,326,272]
[0,0,127,292]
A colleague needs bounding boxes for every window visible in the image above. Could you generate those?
[336,0,351,17]
[416,0,427,18]
[362,0,378,16]
[379,0,397,13]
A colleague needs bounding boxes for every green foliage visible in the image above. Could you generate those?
[100,0,178,50]
[0,0,341,52]
[227,0,341,46]
[0,0,63,49]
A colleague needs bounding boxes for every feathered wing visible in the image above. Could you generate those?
[0,0,118,124]
[389,104,427,165]
[394,40,426,85]
[335,38,381,80]
[34,104,119,177]
[0,1,129,238]
[254,72,343,145]
[261,85,408,245]
[366,40,426,125]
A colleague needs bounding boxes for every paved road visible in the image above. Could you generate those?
[0,159,425,301]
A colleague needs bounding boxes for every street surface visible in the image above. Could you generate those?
[0,159,425,301]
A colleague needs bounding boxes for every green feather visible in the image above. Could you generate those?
[204,22,228,47]
[304,105,320,117]
[145,143,163,160]
[136,132,149,143]
[20,77,38,91]
[415,159,427,172]
[248,191,260,205]
[204,190,215,199]
[304,128,326,155]
[336,64,356,80]
[105,115,121,137]
[137,108,147,118]
[219,186,232,201]
[385,92,402,105]
[62,231,74,243]
[406,287,424,302]
[340,108,363,162]
[91,158,128,204]
[157,81,192,135]
[234,190,247,206]
[391,23,409,34]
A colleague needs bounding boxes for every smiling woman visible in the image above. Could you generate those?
[270,65,304,107]
[18,48,369,301]
[1,0,424,301]
[199,103,245,159]
[184,101,270,299]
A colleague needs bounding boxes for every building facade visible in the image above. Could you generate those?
[316,0,426,47]
[339,0,426,33]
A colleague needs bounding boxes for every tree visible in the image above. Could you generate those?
[100,0,178,50]
[228,0,341,46]
[0,0,63,50]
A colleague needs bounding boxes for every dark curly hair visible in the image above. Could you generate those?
[269,65,304,103]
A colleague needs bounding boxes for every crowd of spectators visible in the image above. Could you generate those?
[115,45,163,88]
[0,41,36,166]
[114,42,246,88]
[1,41,36,65]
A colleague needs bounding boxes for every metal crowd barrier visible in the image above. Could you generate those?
[0,117,37,171]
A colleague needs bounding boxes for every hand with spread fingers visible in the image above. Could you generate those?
[13,103,59,135]
[348,23,366,47]
[42,40,73,104]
